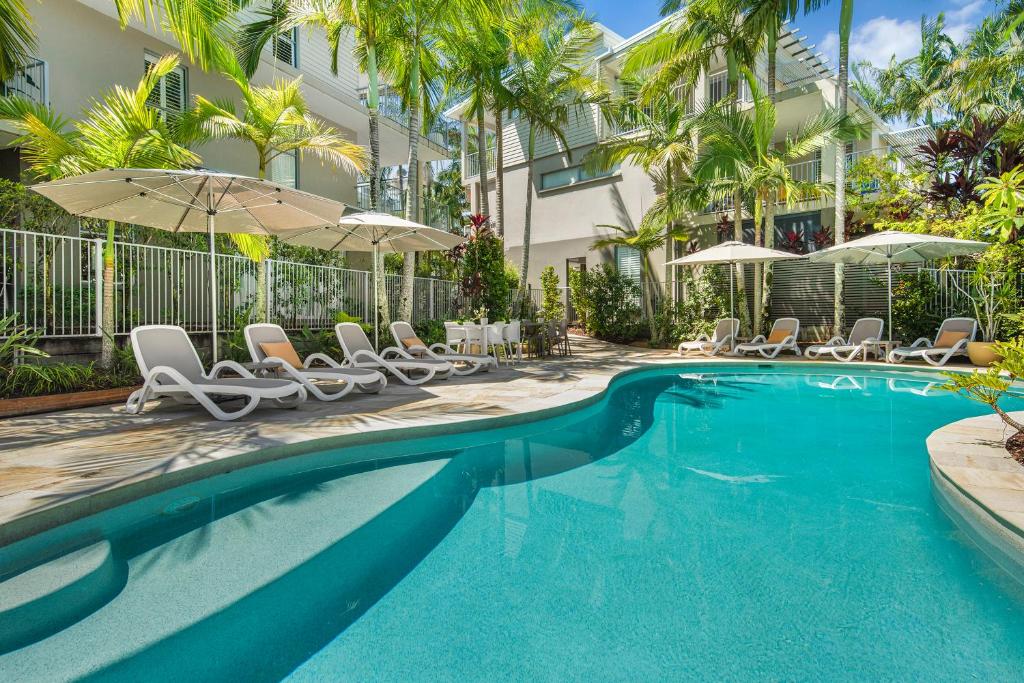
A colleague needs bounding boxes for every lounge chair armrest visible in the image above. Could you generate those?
[695,334,710,342]
[779,335,797,346]
[428,343,452,353]
[825,335,846,346]
[748,335,766,344]
[910,337,932,348]
[304,353,341,368]
[351,349,382,364]
[208,360,256,379]
[146,365,194,386]
[861,337,881,345]
[380,345,411,360]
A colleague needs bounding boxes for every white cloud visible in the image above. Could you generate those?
[819,1,986,69]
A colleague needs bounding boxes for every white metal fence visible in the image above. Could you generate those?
[2,228,461,337]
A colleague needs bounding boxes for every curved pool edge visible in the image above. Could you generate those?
[0,357,998,549]
[928,413,1024,580]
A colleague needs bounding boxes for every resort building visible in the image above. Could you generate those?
[0,0,449,223]
[445,18,930,297]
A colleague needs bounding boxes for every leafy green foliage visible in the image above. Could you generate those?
[889,271,943,343]
[568,265,643,343]
[539,266,564,321]
[940,338,1024,436]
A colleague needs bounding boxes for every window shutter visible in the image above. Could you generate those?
[273,29,298,67]
[269,150,298,188]
[144,54,187,118]
[615,246,641,281]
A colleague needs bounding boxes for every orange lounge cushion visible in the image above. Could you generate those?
[259,341,303,368]
[766,327,792,344]
[401,336,427,349]
[935,330,968,348]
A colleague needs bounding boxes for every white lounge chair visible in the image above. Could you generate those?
[678,318,739,357]
[334,322,454,386]
[125,324,306,421]
[888,317,977,366]
[733,318,802,359]
[805,317,884,362]
[244,323,387,400]
[389,321,495,376]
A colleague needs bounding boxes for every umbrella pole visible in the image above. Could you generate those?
[729,264,735,320]
[208,182,218,363]
[887,258,893,344]
[372,241,379,350]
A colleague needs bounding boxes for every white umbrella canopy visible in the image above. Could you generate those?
[281,212,467,347]
[810,230,989,339]
[666,241,802,320]
[31,168,349,360]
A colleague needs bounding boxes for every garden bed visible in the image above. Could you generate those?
[0,386,139,419]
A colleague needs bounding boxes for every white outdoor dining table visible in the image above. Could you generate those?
[451,323,506,361]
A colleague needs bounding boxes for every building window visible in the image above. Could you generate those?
[144,52,187,118]
[273,28,299,68]
[269,150,298,188]
[615,245,641,281]
[540,164,618,191]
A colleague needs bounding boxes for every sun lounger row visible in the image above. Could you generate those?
[678,316,977,365]
[125,321,496,421]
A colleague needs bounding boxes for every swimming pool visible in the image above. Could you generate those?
[2,365,1024,681]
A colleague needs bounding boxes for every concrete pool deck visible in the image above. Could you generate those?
[0,335,1019,549]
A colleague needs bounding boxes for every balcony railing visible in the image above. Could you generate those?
[465,146,496,179]
[787,158,821,183]
[604,85,695,138]
[707,70,764,105]
[358,87,449,148]
[355,183,455,232]
[1,59,46,105]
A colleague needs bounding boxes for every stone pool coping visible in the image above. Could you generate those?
[0,337,997,548]
[927,413,1024,574]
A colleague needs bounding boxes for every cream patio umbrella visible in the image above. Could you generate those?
[31,168,348,360]
[666,241,802,321]
[809,230,989,339]
[280,211,466,348]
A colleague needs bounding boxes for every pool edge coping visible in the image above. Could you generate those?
[1,357,1015,548]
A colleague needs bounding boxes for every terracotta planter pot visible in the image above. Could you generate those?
[967,341,1003,367]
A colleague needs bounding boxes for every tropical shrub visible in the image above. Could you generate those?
[889,271,943,343]
[452,217,512,321]
[674,268,727,341]
[539,266,564,321]
[941,339,1024,454]
[569,265,643,342]
[413,319,447,346]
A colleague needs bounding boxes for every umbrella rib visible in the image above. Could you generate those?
[213,177,235,212]
[170,175,208,233]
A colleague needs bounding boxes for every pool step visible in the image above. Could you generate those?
[0,540,126,653]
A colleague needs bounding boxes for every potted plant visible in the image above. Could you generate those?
[962,267,1014,366]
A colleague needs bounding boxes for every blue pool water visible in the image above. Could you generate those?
[3,365,1024,681]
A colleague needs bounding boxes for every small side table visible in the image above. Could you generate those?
[864,340,901,362]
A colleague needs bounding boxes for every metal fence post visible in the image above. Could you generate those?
[428,280,435,320]
[266,258,274,323]
[93,238,104,337]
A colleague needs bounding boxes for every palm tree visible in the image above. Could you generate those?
[379,0,451,321]
[239,0,395,331]
[0,55,201,368]
[505,12,600,296]
[0,0,35,81]
[181,63,366,321]
[628,0,760,330]
[585,74,699,311]
[112,0,244,72]
[692,85,858,333]
[873,14,958,126]
[592,219,689,343]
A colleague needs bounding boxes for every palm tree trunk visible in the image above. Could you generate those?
[366,42,389,331]
[833,0,853,338]
[399,47,420,323]
[518,127,535,298]
[476,99,490,220]
[753,199,763,336]
[495,108,505,237]
[733,190,750,334]
[761,195,775,330]
[100,220,116,369]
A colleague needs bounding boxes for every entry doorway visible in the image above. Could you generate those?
[565,257,586,324]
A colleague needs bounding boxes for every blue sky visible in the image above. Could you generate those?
[580,0,992,69]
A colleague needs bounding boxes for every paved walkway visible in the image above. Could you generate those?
[0,337,681,543]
